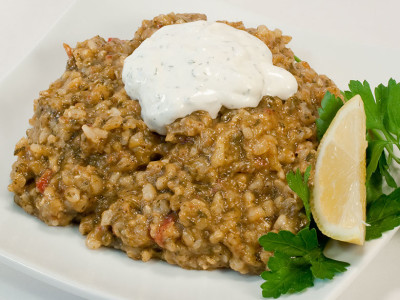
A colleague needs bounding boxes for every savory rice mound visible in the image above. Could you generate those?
[9,13,341,274]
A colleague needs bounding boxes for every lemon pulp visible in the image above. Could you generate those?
[311,95,367,245]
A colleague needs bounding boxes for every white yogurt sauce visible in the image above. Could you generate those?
[122,21,298,135]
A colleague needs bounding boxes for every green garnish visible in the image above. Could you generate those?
[294,55,302,62]
[259,79,400,298]
[366,187,400,240]
[316,91,344,140]
[366,140,389,184]
[260,166,349,298]
[345,79,400,192]
[366,157,384,204]
[286,165,312,221]
[259,228,349,298]
[345,80,400,241]
[331,79,400,237]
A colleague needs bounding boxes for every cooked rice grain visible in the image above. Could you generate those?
[9,13,341,274]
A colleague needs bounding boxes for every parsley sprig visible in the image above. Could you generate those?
[344,79,400,240]
[317,79,400,239]
[286,166,312,221]
[259,167,349,298]
[344,79,400,241]
[259,79,400,298]
[259,228,349,298]
[366,188,400,240]
[345,80,400,188]
[316,91,344,140]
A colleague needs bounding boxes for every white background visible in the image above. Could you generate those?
[0,0,399,299]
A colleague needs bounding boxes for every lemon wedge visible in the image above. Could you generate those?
[311,94,367,245]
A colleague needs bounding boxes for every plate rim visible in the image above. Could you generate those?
[1,1,399,300]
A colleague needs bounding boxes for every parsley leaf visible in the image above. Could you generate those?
[344,79,400,240]
[286,166,312,221]
[344,79,400,198]
[345,80,384,130]
[316,91,344,140]
[309,254,349,280]
[366,164,383,204]
[261,252,313,298]
[345,79,400,176]
[259,228,318,256]
[374,82,389,128]
[378,153,397,188]
[386,79,400,138]
[259,228,349,298]
[366,187,400,240]
[294,55,302,62]
[366,140,388,181]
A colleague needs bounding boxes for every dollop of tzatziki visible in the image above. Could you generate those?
[122,21,298,135]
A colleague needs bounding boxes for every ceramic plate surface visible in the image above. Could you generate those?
[1,1,399,299]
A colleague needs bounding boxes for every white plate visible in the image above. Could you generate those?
[1,0,400,299]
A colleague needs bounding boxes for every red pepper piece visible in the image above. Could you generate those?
[154,214,175,247]
[36,169,53,194]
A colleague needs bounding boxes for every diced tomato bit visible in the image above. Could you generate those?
[154,214,175,247]
[63,43,73,58]
[106,55,113,59]
[36,169,53,193]
[108,37,121,43]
